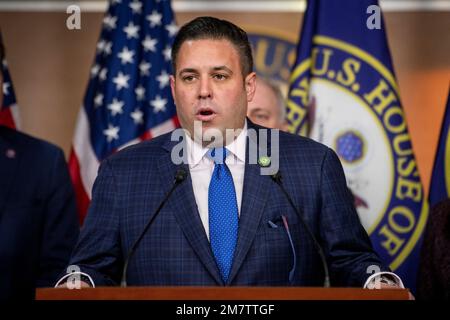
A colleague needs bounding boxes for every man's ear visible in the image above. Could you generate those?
[245,72,256,102]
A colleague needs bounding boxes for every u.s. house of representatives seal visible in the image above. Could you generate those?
[287,35,428,272]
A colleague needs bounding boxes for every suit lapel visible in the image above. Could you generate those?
[0,127,20,218]
[158,136,224,285]
[227,122,272,284]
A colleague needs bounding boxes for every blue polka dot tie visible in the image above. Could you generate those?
[207,147,238,283]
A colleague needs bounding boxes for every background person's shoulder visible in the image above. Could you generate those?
[0,125,65,159]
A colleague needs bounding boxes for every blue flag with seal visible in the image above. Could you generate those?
[287,0,428,291]
[429,90,450,207]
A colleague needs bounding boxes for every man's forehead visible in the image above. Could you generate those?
[176,39,239,70]
[177,38,239,58]
[181,38,233,47]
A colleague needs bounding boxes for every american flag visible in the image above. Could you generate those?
[69,0,179,224]
[0,60,20,129]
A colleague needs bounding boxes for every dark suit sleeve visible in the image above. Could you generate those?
[417,200,450,300]
[416,215,438,300]
[36,148,79,287]
[318,147,388,286]
[65,159,123,286]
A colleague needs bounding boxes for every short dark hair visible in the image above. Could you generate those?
[171,16,253,78]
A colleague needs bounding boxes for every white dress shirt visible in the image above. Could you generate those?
[185,121,247,240]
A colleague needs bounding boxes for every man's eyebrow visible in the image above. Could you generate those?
[178,68,198,76]
[250,108,268,114]
[178,66,233,77]
[212,66,233,74]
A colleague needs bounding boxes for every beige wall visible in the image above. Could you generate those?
[0,10,449,195]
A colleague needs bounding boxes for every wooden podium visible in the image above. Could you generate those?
[36,287,410,300]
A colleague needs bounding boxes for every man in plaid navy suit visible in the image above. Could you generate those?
[60,17,403,289]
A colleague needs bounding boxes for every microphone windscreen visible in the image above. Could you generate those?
[175,169,187,182]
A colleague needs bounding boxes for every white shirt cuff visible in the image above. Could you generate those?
[54,271,96,288]
[364,271,404,289]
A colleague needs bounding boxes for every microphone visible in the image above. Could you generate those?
[270,171,331,287]
[120,168,187,287]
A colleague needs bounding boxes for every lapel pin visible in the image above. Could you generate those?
[258,156,271,167]
[6,148,16,159]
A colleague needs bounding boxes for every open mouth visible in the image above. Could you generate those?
[199,110,213,116]
[195,108,216,121]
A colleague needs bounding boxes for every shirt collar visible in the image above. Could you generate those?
[186,120,247,168]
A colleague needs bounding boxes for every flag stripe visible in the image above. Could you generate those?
[1,60,20,130]
[68,149,91,224]
[72,108,100,199]
[0,106,16,128]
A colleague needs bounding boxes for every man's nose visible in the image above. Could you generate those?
[198,77,212,99]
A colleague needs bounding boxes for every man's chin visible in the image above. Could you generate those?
[191,120,244,147]
[201,126,225,148]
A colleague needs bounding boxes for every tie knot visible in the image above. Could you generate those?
[207,147,229,164]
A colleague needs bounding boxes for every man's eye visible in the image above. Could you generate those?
[213,74,227,80]
[182,75,196,82]
[256,114,269,120]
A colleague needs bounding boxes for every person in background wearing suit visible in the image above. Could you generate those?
[0,34,79,300]
[59,17,404,290]
[247,77,288,130]
[417,198,450,300]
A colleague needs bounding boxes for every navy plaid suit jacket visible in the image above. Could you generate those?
[68,120,387,287]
